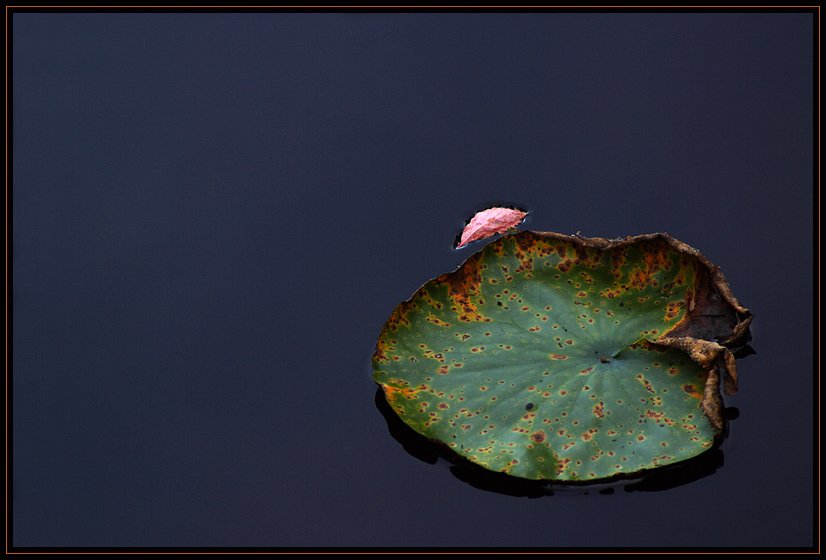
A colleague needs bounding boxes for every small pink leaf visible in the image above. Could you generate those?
[457,207,528,248]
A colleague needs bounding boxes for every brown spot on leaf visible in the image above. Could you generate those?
[682,384,702,399]
[382,385,420,401]
[425,314,451,327]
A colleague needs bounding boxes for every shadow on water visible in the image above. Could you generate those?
[374,387,737,498]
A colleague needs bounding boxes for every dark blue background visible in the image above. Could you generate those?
[12,12,814,547]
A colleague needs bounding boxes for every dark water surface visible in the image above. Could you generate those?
[12,12,814,548]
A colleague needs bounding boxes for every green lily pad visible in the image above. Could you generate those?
[372,231,752,481]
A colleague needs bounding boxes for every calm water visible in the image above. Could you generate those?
[12,12,814,548]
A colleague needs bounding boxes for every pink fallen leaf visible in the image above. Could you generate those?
[456,207,528,248]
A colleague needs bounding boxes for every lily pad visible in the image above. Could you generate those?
[372,231,752,481]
